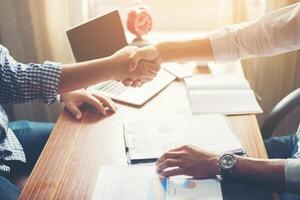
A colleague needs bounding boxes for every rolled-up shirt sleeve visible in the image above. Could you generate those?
[285,159,300,195]
[208,3,300,63]
[0,45,62,105]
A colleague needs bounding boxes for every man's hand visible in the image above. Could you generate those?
[156,145,218,179]
[128,46,162,71]
[122,46,162,87]
[111,46,161,87]
[61,90,117,119]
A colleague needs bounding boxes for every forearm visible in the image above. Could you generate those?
[155,4,300,64]
[155,37,214,63]
[59,46,158,93]
[0,60,61,105]
[58,56,116,94]
[235,156,286,191]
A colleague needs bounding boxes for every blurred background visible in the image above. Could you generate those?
[0,0,299,136]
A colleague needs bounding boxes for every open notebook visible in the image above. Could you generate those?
[123,114,243,164]
[184,75,263,115]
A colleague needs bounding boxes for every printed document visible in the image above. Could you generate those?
[124,114,243,162]
[92,165,223,200]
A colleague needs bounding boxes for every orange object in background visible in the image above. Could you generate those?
[127,4,152,40]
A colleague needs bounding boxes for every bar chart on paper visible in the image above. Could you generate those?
[167,178,223,200]
[92,166,223,200]
[92,166,166,200]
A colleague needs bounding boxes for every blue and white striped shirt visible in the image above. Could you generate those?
[0,44,61,175]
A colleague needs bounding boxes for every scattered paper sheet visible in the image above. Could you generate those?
[167,177,223,200]
[184,75,263,115]
[92,165,223,200]
[124,114,243,162]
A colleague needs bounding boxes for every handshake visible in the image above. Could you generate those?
[111,45,162,87]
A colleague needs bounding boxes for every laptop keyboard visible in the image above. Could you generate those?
[94,81,128,95]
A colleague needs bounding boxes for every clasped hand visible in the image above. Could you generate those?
[112,46,162,87]
[60,46,161,120]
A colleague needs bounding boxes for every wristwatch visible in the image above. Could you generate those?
[217,153,237,178]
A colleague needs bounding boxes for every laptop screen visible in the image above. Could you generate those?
[67,10,128,62]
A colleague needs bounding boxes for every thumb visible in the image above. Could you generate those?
[66,102,83,120]
[128,50,142,72]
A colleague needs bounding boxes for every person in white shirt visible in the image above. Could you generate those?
[126,2,300,199]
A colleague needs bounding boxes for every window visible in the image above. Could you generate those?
[87,0,265,31]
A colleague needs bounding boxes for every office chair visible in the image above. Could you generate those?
[261,88,300,139]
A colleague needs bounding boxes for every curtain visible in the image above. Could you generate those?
[241,0,300,136]
[0,0,85,122]
[211,0,300,136]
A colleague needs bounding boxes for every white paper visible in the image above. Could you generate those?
[184,75,262,115]
[184,75,250,91]
[92,165,165,200]
[163,62,196,79]
[124,114,242,161]
[188,90,262,115]
[167,177,223,200]
[92,165,223,200]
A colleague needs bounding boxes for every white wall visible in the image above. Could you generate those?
[88,0,265,31]
[89,0,225,31]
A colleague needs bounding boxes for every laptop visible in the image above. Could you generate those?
[67,10,176,106]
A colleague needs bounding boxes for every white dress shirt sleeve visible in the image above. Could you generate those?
[208,3,300,63]
[285,159,300,195]
[209,3,300,194]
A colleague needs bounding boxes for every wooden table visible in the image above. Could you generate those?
[19,77,268,200]
[19,31,268,200]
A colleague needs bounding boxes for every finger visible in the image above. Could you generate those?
[143,74,156,80]
[156,159,183,172]
[128,50,142,71]
[147,60,161,73]
[93,93,117,112]
[134,75,155,83]
[141,71,157,80]
[92,93,117,113]
[137,79,152,86]
[169,146,188,152]
[66,102,83,120]
[131,80,142,87]
[139,60,160,75]
[131,81,144,87]
[137,81,144,87]
[104,96,118,111]
[157,152,184,164]
[160,168,186,178]
[122,79,134,87]
[129,47,158,72]
[148,70,158,76]
[83,94,107,115]
[140,46,159,61]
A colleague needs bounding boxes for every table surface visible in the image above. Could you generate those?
[19,32,268,199]
[19,80,268,199]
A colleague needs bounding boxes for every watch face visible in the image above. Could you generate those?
[220,154,236,170]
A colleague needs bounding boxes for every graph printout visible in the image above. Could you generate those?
[92,165,223,200]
